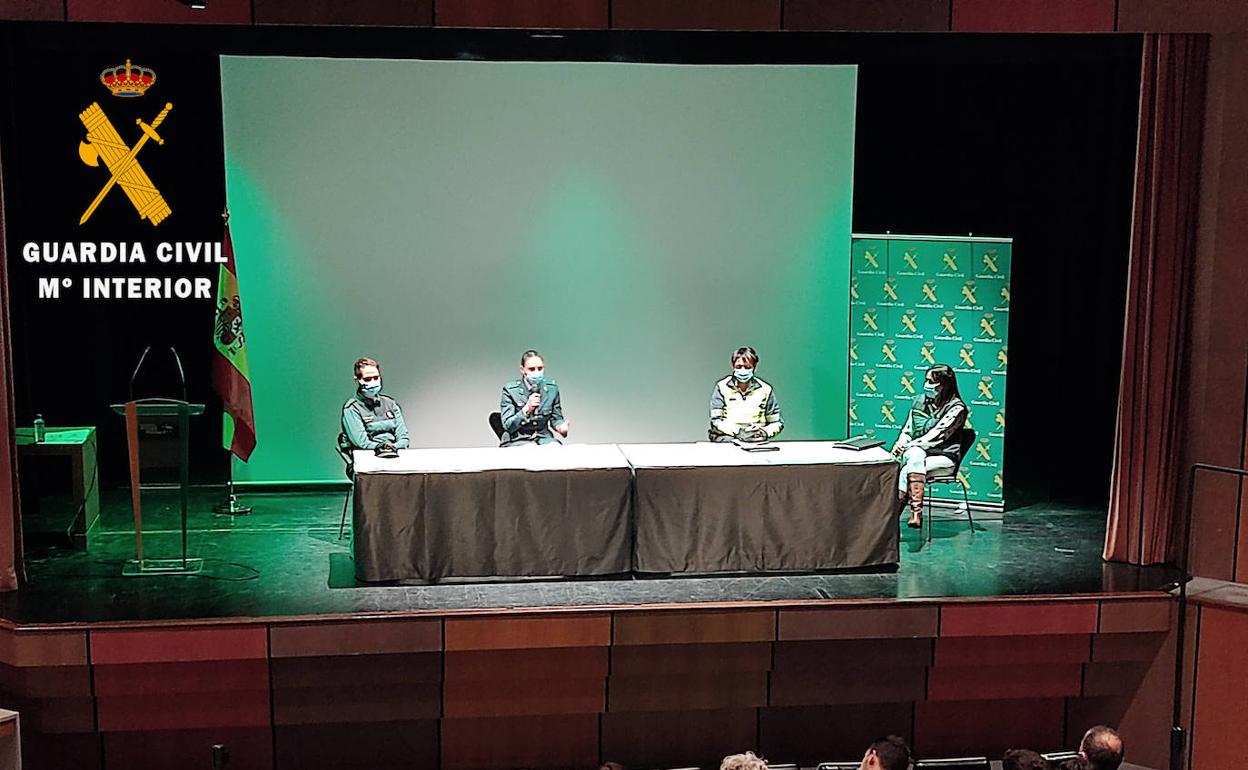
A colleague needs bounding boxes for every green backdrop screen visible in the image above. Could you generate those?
[221,57,857,483]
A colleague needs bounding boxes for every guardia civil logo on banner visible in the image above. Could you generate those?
[849,234,1013,511]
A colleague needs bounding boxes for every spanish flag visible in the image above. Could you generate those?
[211,221,256,461]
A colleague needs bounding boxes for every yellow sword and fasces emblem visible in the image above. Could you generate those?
[976,441,991,461]
[995,411,1006,431]
[997,348,1008,368]
[850,280,860,301]
[862,372,877,392]
[1000,284,1011,304]
[900,374,915,394]
[942,251,958,271]
[962,284,977,304]
[959,347,975,368]
[922,283,938,303]
[883,281,898,301]
[982,251,999,273]
[881,342,897,362]
[863,311,878,331]
[940,315,957,335]
[978,379,993,399]
[78,101,173,225]
[849,342,858,362]
[902,314,917,333]
[957,471,971,488]
[881,403,896,423]
[863,249,879,268]
[903,250,918,270]
[994,472,1003,489]
[980,316,997,337]
[920,346,936,365]
[848,400,858,421]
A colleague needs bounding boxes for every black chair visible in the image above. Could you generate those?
[816,763,863,770]
[1041,751,1080,763]
[336,432,354,540]
[488,411,505,442]
[924,426,977,544]
[915,758,990,769]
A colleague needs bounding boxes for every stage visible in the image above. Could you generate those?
[2,488,1177,624]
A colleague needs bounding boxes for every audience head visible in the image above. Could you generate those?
[598,763,626,770]
[860,735,911,770]
[1056,760,1084,770]
[720,751,767,770]
[1002,748,1051,770]
[1079,725,1123,770]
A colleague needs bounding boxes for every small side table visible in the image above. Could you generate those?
[15,427,99,550]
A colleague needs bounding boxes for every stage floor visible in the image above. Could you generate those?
[1,488,1178,625]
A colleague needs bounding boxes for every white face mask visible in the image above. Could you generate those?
[733,368,754,382]
[923,381,938,397]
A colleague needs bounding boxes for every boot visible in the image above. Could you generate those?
[906,473,926,528]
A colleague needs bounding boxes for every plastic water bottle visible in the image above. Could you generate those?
[32,414,45,443]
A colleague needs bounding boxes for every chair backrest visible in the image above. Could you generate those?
[915,757,990,769]
[488,411,505,440]
[1040,751,1080,762]
[769,764,799,770]
[953,426,977,470]
[816,763,863,770]
[336,432,354,478]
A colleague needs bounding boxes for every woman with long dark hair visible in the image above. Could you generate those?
[890,363,968,528]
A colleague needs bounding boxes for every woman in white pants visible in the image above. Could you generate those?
[890,364,969,529]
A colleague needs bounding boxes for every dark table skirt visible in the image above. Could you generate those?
[633,461,900,573]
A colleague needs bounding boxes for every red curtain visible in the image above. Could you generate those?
[1104,34,1209,565]
[0,128,22,590]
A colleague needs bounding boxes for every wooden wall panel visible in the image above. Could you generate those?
[445,613,610,651]
[939,601,1098,636]
[611,642,771,675]
[441,713,598,770]
[951,0,1115,32]
[23,732,101,770]
[609,671,768,712]
[1098,598,1172,632]
[784,0,950,31]
[602,708,758,769]
[927,663,1082,701]
[270,619,441,657]
[90,626,267,664]
[436,0,607,28]
[614,609,775,645]
[95,662,271,731]
[66,0,250,23]
[760,703,914,766]
[779,605,938,640]
[915,698,1064,757]
[103,726,272,770]
[774,638,933,671]
[253,0,433,26]
[612,0,780,31]
[935,634,1090,666]
[275,721,439,770]
[0,0,62,21]
[0,628,87,667]
[271,653,441,725]
[770,664,926,707]
[1190,606,1248,770]
[446,673,605,718]
[1118,0,1248,32]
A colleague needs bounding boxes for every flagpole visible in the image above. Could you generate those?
[212,208,253,516]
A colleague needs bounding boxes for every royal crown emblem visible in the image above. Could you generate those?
[100,59,156,97]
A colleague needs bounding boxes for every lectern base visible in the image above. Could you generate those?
[123,558,204,576]
[213,495,253,516]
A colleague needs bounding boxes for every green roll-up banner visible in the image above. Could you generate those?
[849,234,1011,511]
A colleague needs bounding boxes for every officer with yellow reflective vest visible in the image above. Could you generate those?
[708,346,783,443]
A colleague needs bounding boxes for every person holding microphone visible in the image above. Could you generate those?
[498,349,569,446]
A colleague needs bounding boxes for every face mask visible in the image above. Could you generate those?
[733,368,754,382]
[923,382,938,397]
[525,371,544,385]
[360,381,381,397]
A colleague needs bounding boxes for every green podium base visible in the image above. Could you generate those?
[122,558,204,576]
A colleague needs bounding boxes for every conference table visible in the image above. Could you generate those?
[618,442,900,574]
[351,441,900,583]
[352,444,634,582]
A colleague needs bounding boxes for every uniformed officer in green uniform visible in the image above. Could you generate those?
[499,349,569,447]
[708,345,783,442]
[342,357,410,455]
